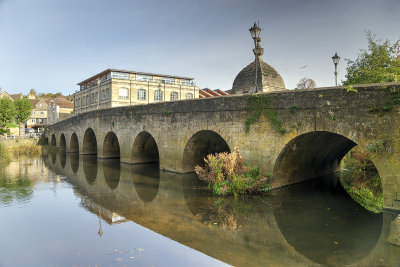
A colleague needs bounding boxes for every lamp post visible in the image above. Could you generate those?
[332,52,340,86]
[249,22,264,93]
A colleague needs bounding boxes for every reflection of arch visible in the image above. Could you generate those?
[83,155,97,184]
[51,152,56,164]
[102,131,120,158]
[131,131,159,164]
[272,174,382,265]
[131,163,160,202]
[182,130,230,173]
[51,134,56,147]
[70,133,79,153]
[273,131,357,185]
[182,172,210,217]
[60,134,66,150]
[82,128,97,155]
[70,153,79,173]
[60,151,66,169]
[103,159,120,190]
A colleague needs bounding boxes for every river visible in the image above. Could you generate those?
[0,153,399,266]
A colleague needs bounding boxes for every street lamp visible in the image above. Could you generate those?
[249,22,264,93]
[332,52,340,86]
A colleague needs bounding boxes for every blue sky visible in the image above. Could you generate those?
[0,0,399,95]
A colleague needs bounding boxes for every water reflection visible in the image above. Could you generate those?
[272,174,382,266]
[102,159,120,190]
[41,152,400,267]
[83,155,97,185]
[70,153,79,173]
[131,163,160,202]
[60,151,66,169]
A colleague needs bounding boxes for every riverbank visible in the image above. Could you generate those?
[340,147,383,213]
[0,139,52,163]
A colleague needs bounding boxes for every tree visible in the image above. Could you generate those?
[14,97,33,134]
[0,97,16,128]
[296,77,316,89]
[343,32,400,85]
[29,89,37,96]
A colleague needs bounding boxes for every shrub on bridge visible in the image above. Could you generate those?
[195,148,272,197]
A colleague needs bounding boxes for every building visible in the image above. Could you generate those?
[26,98,48,130]
[47,98,74,125]
[73,68,199,115]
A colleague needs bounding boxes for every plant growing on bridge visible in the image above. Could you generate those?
[244,94,287,135]
[195,148,272,198]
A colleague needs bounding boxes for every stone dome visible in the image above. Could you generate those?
[231,58,286,94]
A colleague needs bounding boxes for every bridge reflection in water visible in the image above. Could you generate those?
[46,152,400,267]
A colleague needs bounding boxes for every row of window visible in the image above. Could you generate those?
[80,72,195,90]
[119,88,193,101]
[75,88,194,108]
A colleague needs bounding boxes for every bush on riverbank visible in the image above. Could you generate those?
[0,139,53,161]
[195,148,272,197]
[340,147,383,213]
[0,143,10,164]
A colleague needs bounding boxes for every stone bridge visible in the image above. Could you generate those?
[46,83,400,211]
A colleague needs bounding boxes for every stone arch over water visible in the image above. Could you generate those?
[182,130,231,173]
[131,131,159,164]
[273,131,358,185]
[70,133,79,153]
[82,128,97,155]
[60,133,66,151]
[102,131,120,159]
[50,134,56,147]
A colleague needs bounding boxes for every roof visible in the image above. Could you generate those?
[199,88,230,98]
[231,58,286,94]
[78,68,195,85]
[49,98,73,109]
[9,93,23,100]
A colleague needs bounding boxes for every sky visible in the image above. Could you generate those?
[0,0,399,95]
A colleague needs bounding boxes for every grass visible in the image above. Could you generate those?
[0,139,54,161]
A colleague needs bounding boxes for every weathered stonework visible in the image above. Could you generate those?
[47,83,400,211]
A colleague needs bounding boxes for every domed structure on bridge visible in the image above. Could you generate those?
[230,22,286,95]
[231,59,286,94]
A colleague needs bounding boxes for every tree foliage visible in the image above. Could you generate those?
[14,97,33,124]
[296,77,316,89]
[0,97,17,128]
[343,32,400,85]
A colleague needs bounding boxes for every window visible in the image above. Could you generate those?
[170,91,179,101]
[111,72,130,80]
[95,92,98,102]
[86,95,90,104]
[186,93,193,99]
[106,73,111,80]
[137,89,146,100]
[40,103,43,107]
[32,111,35,115]
[80,85,84,90]
[137,74,153,82]
[154,90,163,101]
[181,79,193,86]
[101,90,105,101]
[38,119,43,124]
[162,77,175,84]
[40,111,44,115]
[106,88,110,100]
[119,87,129,99]
[31,119,35,123]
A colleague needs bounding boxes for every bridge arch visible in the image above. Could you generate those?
[50,134,56,147]
[82,128,97,155]
[182,130,231,173]
[60,133,66,151]
[273,131,357,185]
[103,159,120,190]
[102,131,120,159]
[131,131,159,164]
[70,133,79,153]
[83,155,97,185]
